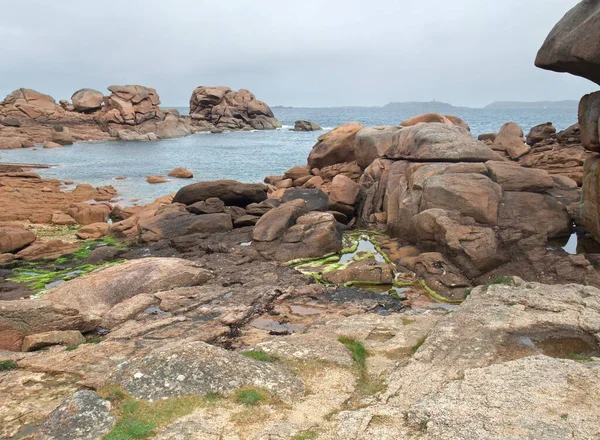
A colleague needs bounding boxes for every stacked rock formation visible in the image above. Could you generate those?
[536,0,600,242]
[189,86,281,131]
[0,85,281,148]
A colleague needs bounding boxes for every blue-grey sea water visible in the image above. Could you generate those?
[0,107,577,205]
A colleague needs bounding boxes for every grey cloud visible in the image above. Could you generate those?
[0,0,592,107]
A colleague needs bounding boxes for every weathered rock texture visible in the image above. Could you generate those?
[189,86,281,131]
[535,0,600,86]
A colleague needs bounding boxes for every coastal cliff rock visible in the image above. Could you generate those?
[535,0,600,85]
[189,86,281,131]
[307,122,364,169]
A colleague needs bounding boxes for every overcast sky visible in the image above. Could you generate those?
[0,0,593,107]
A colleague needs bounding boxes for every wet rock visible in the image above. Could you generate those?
[111,340,303,403]
[167,167,193,179]
[22,330,85,352]
[281,188,328,212]
[292,120,321,131]
[323,259,394,285]
[173,180,268,207]
[43,258,212,320]
[35,390,116,440]
[0,225,36,254]
[385,123,499,162]
[146,175,169,184]
[307,122,365,169]
[42,141,62,149]
[51,125,73,145]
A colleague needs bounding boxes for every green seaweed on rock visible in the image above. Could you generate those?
[418,280,463,304]
[8,260,125,293]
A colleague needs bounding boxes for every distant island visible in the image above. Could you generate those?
[273,100,580,110]
[484,100,579,110]
[383,100,463,111]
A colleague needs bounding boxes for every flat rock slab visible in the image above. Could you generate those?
[111,340,304,403]
[43,258,212,319]
[408,356,600,440]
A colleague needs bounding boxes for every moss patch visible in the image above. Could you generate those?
[241,350,278,362]
[0,360,19,371]
[99,386,219,440]
[235,387,270,406]
[411,336,427,354]
[482,276,514,292]
[291,430,318,440]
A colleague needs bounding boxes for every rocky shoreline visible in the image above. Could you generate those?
[2,3,600,438]
[0,85,281,149]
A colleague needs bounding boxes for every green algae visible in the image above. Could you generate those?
[8,260,125,293]
[418,280,463,304]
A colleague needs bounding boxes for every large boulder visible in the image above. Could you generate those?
[293,120,321,131]
[328,174,360,217]
[526,122,556,146]
[354,125,400,169]
[492,122,530,159]
[275,212,343,261]
[50,125,73,145]
[43,258,212,319]
[578,91,600,152]
[307,122,365,169]
[66,202,112,225]
[535,0,600,86]
[420,173,503,225]
[189,86,281,131]
[138,211,233,242]
[252,199,309,242]
[173,180,268,207]
[385,123,500,162]
[281,188,329,212]
[497,191,571,241]
[71,88,104,112]
[0,225,36,254]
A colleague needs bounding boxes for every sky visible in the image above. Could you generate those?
[0,0,594,108]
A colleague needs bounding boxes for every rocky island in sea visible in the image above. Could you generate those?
[1,1,600,439]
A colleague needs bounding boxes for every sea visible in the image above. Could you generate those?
[0,106,578,205]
